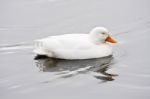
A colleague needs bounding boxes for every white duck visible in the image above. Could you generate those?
[34,27,117,59]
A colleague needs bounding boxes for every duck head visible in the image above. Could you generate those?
[89,27,117,44]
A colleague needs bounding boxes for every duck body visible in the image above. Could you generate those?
[34,34,112,59]
[33,27,117,60]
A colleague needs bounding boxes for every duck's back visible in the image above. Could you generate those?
[37,34,93,49]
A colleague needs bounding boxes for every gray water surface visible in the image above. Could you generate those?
[0,0,150,99]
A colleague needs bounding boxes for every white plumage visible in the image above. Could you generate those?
[33,27,117,59]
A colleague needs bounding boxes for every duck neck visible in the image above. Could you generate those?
[89,33,105,45]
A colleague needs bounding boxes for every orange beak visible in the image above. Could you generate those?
[105,35,117,43]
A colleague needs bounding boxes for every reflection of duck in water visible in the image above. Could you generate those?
[34,55,117,82]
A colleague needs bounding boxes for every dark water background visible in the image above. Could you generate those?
[0,0,150,99]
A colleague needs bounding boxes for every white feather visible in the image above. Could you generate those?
[33,27,114,59]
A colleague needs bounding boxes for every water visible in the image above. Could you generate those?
[0,0,150,99]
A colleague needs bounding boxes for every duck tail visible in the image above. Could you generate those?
[33,40,47,55]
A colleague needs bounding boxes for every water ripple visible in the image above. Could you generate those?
[0,43,33,54]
